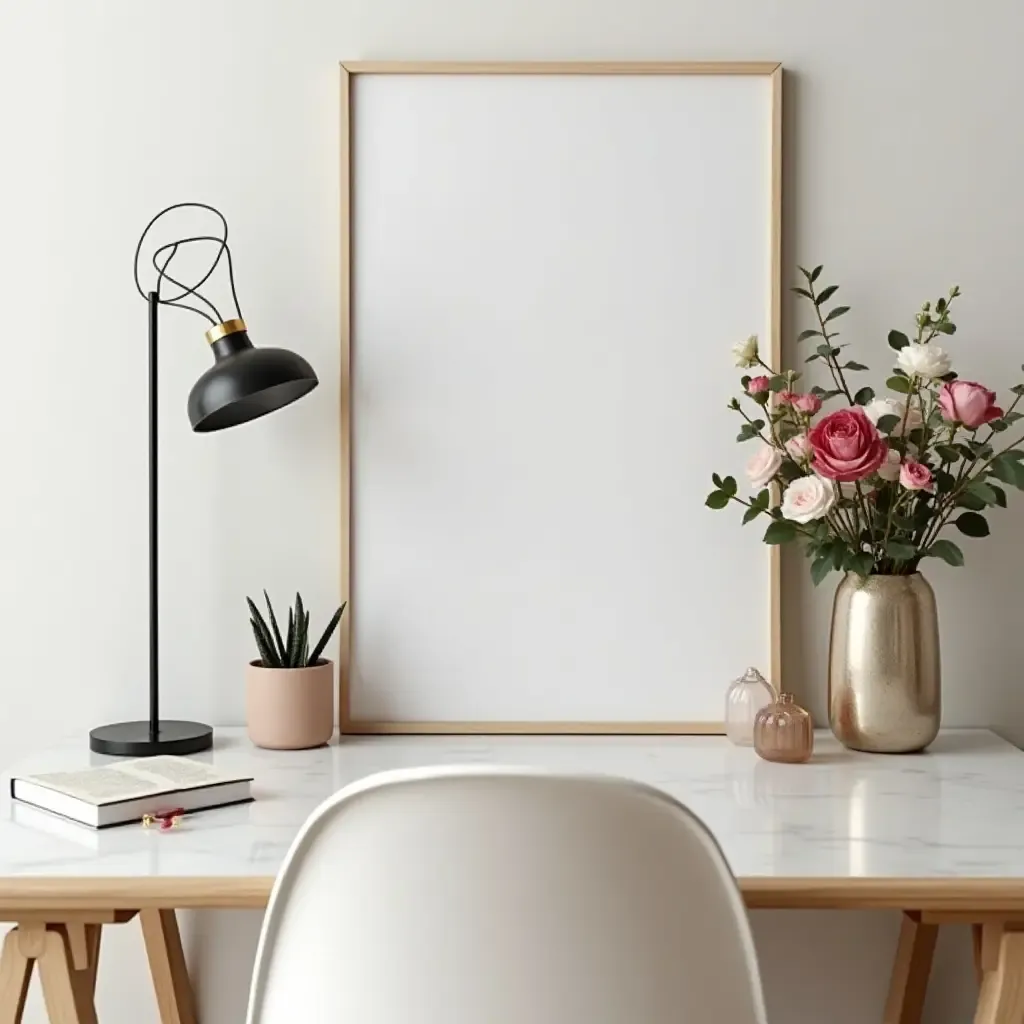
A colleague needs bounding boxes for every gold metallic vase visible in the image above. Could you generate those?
[828,572,940,753]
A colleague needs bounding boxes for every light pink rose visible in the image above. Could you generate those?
[808,408,887,482]
[781,476,835,524]
[747,375,771,394]
[899,459,934,492]
[792,393,823,415]
[785,434,813,462]
[938,380,1003,429]
[746,444,783,488]
[877,447,902,482]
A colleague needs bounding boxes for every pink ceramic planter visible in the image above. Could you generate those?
[246,659,335,749]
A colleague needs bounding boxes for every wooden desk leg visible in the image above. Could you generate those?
[883,911,938,1024]
[141,909,198,1024]
[18,925,99,1024]
[0,931,33,1024]
[975,927,1024,1023]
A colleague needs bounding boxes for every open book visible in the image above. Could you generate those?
[10,755,253,828]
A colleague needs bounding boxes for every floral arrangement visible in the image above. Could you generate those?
[706,267,1024,584]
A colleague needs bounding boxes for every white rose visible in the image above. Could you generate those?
[732,334,759,369]
[746,443,782,488]
[781,476,836,524]
[785,434,813,463]
[864,397,923,436]
[897,343,951,379]
[877,447,902,482]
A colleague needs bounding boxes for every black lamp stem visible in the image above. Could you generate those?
[148,290,160,740]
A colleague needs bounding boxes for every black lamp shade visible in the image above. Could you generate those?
[188,321,318,432]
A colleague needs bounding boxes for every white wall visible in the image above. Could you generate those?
[2,0,1021,1020]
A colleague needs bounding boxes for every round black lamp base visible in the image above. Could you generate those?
[89,721,214,757]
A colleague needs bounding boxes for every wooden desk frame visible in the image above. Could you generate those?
[2,877,1022,1023]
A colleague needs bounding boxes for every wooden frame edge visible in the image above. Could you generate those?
[339,60,783,735]
[340,60,782,76]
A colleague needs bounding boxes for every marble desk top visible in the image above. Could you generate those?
[1,729,1023,897]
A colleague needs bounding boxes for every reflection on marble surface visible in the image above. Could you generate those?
[1,729,1022,881]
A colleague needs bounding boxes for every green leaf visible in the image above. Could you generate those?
[816,343,833,358]
[753,488,771,509]
[711,472,724,488]
[763,521,797,545]
[966,480,999,506]
[990,455,1024,489]
[1001,449,1024,462]
[935,444,961,463]
[720,476,738,497]
[849,552,874,576]
[955,511,990,537]
[751,390,770,406]
[936,296,947,313]
[288,593,307,667]
[854,386,875,406]
[1011,384,1024,397]
[810,265,823,282]
[797,329,820,343]
[804,353,821,363]
[934,321,956,335]
[830,543,847,569]
[810,555,833,586]
[706,490,729,509]
[885,540,917,561]
[887,375,911,394]
[956,491,987,512]
[991,484,1008,508]
[844,361,869,371]
[875,414,902,435]
[888,330,910,351]
[926,539,965,567]
[742,506,762,525]
[286,608,295,661]
[816,284,839,304]
[824,305,850,322]
[792,287,814,301]
[768,375,788,392]
[989,419,1009,432]
[1004,411,1024,424]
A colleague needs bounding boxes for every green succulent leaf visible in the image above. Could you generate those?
[264,590,287,663]
[308,603,347,666]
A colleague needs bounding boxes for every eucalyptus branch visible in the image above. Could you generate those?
[805,279,855,404]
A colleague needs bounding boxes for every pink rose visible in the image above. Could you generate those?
[938,380,1003,429]
[899,459,934,492]
[792,393,823,415]
[777,390,797,406]
[746,444,783,488]
[808,408,887,482]
[785,434,813,462]
[747,375,771,394]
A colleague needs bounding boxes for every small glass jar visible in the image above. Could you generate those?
[725,667,775,746]
[753,693,814,764]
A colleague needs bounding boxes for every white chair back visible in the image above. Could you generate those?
[247,767,767,1024]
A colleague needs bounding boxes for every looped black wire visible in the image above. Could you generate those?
[133,203,244,327]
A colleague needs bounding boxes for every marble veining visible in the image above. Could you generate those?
[2,729,1023,881]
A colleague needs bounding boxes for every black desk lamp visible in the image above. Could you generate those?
[89,203,318,757]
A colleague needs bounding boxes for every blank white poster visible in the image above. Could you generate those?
[347,67,778,729]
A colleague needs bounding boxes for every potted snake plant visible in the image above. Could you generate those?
[246,592,346,749]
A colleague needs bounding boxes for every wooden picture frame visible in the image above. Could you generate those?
[339,61,783,734]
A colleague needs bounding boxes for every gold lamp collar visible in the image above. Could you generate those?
[205,318,247,345]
